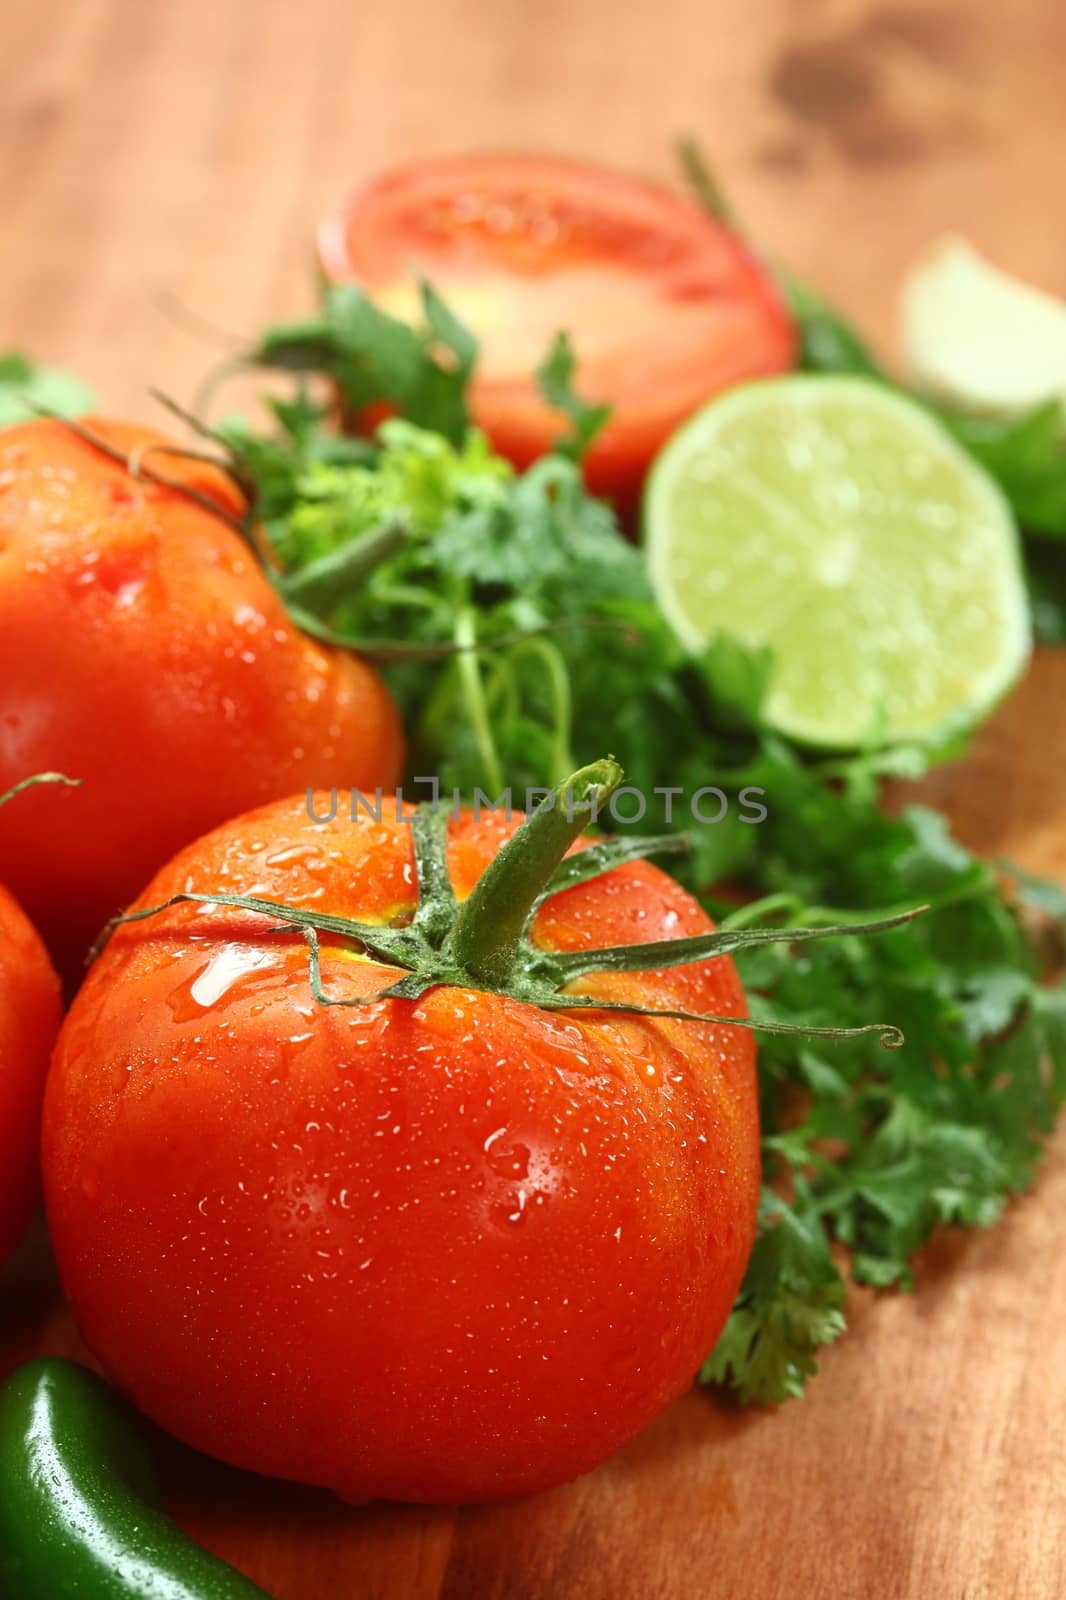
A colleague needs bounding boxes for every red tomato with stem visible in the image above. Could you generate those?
[0,419,404,976]
[319,153,796,509]
[43,769,760,1503]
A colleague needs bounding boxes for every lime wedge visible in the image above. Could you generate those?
[645,376,1031,748]
[902,236,1066,419]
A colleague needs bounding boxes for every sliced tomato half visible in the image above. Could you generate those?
[318,153,797,508]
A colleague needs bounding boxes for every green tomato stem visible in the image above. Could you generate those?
[0,772,80,811]
[278,518,407,610]
[446,757,622,988]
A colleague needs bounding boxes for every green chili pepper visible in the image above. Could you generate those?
[0,1358,274,1598]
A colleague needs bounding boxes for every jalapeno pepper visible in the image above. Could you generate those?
[0,1358,273,1598]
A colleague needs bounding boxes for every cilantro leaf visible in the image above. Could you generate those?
[701,1188,846,1404]
[535,331,612,460]
[938,401,1066,539]
[788,282,885,379]
[695,635,773,729]
[701,743,1066,1388]
[214,391,375,545]
[251,281,476,444]
[999,857,1066,938]
[0,350,95,426]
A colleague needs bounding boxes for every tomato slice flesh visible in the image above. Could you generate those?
[319,154,797,504]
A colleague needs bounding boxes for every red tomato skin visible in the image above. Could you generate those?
[0,883,61,1265]
[0,419,404,976]
[43,797,759,1503]
[319,153,797,510]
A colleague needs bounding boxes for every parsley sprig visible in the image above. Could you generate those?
[0,350,95,426]
[702,753,1065,1399]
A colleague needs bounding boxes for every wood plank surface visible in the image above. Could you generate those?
[2,1,1065,1596]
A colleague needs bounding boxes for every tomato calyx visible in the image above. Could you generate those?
[446,758,624,986]
[0,774,81,813]
[93,758,922,1048]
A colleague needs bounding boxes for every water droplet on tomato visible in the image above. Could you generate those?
[167,943,277,1019]
[486,1136,531,1181]
[489,1193,528,1228]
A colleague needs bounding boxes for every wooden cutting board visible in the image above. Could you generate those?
[2,1,1065,1594]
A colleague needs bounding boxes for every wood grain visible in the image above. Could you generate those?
[2,0,1066,1595]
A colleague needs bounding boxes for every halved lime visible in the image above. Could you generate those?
[645,375,1032,747]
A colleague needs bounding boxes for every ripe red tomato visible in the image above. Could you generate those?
[0,881,61,1266]
[43,795,759,1503]
[318,153,796,509]
[0,419,403,976]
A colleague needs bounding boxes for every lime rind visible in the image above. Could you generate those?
[644,375,1032,750]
